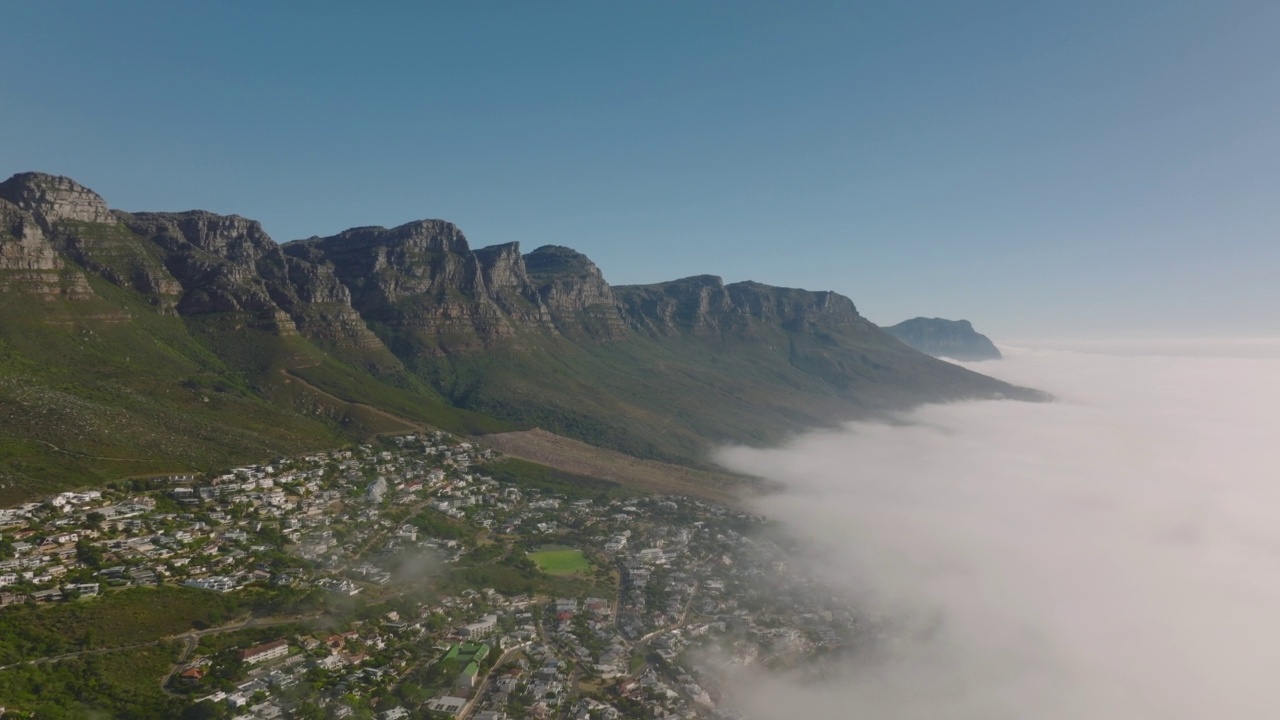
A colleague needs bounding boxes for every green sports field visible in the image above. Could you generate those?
[528,547,591,575]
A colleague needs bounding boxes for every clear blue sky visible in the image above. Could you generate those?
[3,2,1278,339]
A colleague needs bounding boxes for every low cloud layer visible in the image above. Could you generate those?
[717,340,1280,719]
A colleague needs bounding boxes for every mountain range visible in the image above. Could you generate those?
[0,171,1044,501]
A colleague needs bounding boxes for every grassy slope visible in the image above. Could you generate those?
[0,278,329,500]
[288,359,514,435]
[410,317,1034,467]
[0,264,513,503]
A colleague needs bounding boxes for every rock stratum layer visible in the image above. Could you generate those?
[0,171,1044,498]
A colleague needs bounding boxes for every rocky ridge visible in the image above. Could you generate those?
[1,172,879,354]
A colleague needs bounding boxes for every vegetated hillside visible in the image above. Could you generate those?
[0,173,507,502]
[882,317,1003,361]
[0,171,1044,499]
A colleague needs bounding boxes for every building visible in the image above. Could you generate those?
[239,639,289,665]
[443,642,490,665]
[184,575,237,592]
[458,613,498,638]
[64,582,100,597]
[457,661,480,688]
[426,696,468,716]
[442,641,490,690]
[639,548,665,565]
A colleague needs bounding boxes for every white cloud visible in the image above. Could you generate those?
[716,341,1280,719]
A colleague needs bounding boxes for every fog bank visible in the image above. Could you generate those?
[717,340,1280,719]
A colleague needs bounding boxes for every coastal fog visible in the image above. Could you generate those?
[716,340,1280,719]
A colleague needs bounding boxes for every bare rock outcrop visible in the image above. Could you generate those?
[0,172,115,228]
[0,198,94,299]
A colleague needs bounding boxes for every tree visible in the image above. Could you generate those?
[291,701,326,720]
[76,538,104,569]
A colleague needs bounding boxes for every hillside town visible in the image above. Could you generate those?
[0,433,861,719]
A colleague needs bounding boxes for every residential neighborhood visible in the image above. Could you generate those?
[0,432,861,719]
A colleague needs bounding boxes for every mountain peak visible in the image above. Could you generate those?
[312,218,472,255]
[883,317,1002,360]
[0,172,115,227]
[524,245,605,282]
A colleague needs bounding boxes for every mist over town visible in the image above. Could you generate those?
[719,341,1280,719]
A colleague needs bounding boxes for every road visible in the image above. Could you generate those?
[158,612,323,691]
[456,644,525,720]
[0,640,161,671]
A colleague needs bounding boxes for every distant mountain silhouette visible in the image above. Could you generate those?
[882,317,1002,361]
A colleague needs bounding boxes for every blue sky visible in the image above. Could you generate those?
[3,2,1278,338]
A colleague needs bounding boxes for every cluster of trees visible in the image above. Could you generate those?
[485,458,627,502]
[0,645,184,719]
[408,507,475,541]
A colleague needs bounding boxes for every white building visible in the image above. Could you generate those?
[239,639,289,664]
[639,548,666,565]
[426,696,468,716]
[459,614,498,638]
[184,575,238,592]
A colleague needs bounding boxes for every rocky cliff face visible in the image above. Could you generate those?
[0,173,182,307]
[283,222,541,352]
[0,172,115,228]
[0,173,390,345]
[615,275,864,336]
[283,228,643,350]
[282,256,385,349]
[2,172,897,357]
[523,245,626,338]
[1,170,1012,367]
[120,211,299,332]
[0,180,97,300]
[0,199,62,273]
[882,317,1003,360]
